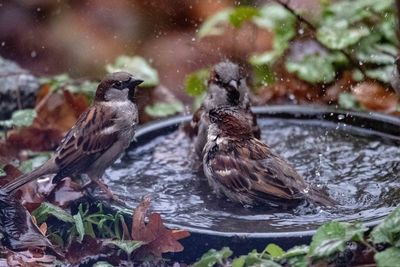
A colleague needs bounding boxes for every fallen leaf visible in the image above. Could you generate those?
[0,190,52,251]
[48,178,84,208]
[0,164,22,186]
[36,86,89,133]
[65,236,118,265]
[6,127,62,152]
[5,249,57,267]
[39,223,47,236]
[131,197,190,257]
[352,81,399,113]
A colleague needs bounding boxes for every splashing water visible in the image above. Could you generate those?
[104,118,400,233]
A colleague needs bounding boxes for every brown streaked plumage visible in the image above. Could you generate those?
[1,72,143,199]
[203,106,336,207]
[190,61,260,158]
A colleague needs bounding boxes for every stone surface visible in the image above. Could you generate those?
[0,57,39,120]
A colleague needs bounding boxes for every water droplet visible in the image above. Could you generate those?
[338,114,345,120]
[31,51,37,58]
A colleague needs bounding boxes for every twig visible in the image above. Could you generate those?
[271,0,367,76]
[35,88,53,113]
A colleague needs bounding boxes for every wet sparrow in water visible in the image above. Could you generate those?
[1,72,143,200]
[203,106,336,207]
[190,61,260,158]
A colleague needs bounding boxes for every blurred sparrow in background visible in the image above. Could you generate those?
[190,61,260,158]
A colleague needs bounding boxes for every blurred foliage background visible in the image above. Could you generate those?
[0,0,399,119]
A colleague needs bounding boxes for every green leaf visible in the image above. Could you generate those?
[198,9,232,38]
[0,167,5,177]
[338,93,360,110]
[0,109,37,128]
[251,64,276,87]
[283,245,309,258]
[251,3,295,66]
[19,152,51,173]
[286,52,347,84]
[375,247,400,267]
[104,240,143,255]
[281,246,309,267]
[11,109,37,127]
[250,49,284,67]
[39,74,71,92]
[39,74,96,98]
[371,206,400,246]
[378,14,397,45]
[32,202,74,224]
[231,256,245,267]
[265,244,284,258]
[321,0,393,25]
[106,56,159,87]
[317,21,370,50]
[66,80,97,99]
[193,247,233,267]
[73,213,85,242]
[229,7,259,28]
[355,45,396,65]
[184,69,210,96]
[309,221,367,258]
[253,4,295,46]
[145,101,184,118]
[84,221,95,238]
[366,65,394,83]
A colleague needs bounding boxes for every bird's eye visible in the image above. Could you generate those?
[209,111,219,123]
[210,115,218,123]
[115,81,122,87]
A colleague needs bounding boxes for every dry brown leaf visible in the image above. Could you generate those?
[38,223,47,236]
[0,164,22,187]
[36,86,89,133]
[323,71,354,103]
[48,178,84,208]
[131,197,190,257]
[6,127,62,152]
[352,81,399,113]
[6,248,56,267]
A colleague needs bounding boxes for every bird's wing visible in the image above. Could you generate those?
[209,138,305,201]
[53,104,120,174]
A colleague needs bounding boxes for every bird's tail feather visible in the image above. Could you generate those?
[1,165,52,194]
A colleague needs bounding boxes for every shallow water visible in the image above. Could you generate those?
[104,118,400,233]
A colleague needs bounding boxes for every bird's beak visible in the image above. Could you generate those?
[128,79,144,88]
[229,80,238,89]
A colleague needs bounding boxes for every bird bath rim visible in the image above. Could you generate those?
[110,104,400,239]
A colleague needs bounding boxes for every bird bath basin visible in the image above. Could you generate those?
[102,105,400,261]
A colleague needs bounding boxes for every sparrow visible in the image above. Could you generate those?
[1,72,143,200]
[203,106,336,207]
[190,61,260,158]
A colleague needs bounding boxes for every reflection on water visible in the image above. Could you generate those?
[104,118,400,233]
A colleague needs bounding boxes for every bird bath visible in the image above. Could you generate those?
[102,105,400,261]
